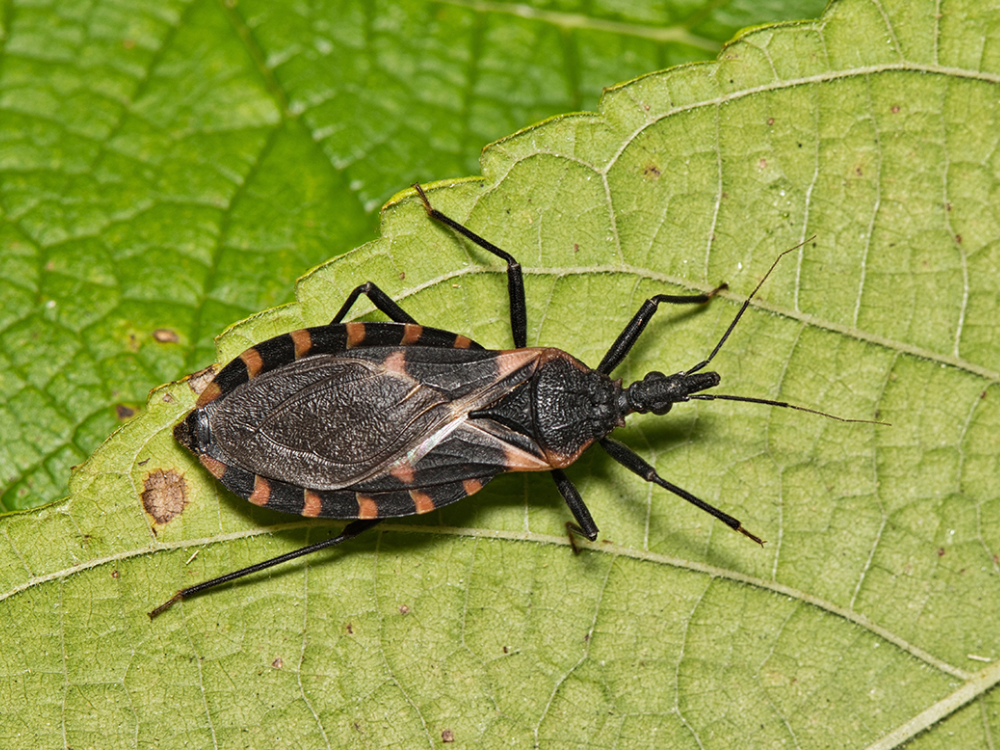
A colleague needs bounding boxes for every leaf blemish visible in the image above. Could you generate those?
[153,328,180,343]
[115,404,136,421]
[187,366,217,395]
[142,469,189,527]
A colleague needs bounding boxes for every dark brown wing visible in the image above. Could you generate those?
[203,346,547,492]
[199,414,555,520]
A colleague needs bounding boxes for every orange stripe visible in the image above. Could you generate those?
[290,329,313,358]
[495,348,542,378]
[303,490,323,518]
[356,494,379,519]
[240,348,264,378]
[249,476,271,507]
[195,381,222,408]
[198,455,227,479]
[390,462,415,484]
[346,322,366,348]
[383,350,407,375]
[503,443,553,471]
[462,478,483,497]
[401,324,424,345]
[453,334,473,349]
[410,490,436,514]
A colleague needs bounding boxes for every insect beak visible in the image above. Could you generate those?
[625,371,721,416]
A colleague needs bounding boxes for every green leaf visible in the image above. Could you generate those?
[0,0,821,513]
[4,1,1000,749]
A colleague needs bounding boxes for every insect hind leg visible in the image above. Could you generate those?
[330,282,418,325]
[413,183,527,349]
[148,519,382,619]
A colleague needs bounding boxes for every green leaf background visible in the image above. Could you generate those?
[2,0,1000,748]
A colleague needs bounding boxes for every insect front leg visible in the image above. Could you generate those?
[413,183,527,348]
[330,282,419,325]
[596,287,725,375]
[598,438,763,545]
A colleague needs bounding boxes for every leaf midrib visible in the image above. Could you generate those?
[0,518,975,682]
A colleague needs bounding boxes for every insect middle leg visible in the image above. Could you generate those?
[550,468,599,552]
[413,183,527,349]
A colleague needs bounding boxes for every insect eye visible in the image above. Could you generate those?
[626,371,675,415]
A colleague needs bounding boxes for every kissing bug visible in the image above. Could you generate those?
[150,184,875,618]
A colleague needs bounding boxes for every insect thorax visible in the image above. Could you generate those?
[530,351,624,467]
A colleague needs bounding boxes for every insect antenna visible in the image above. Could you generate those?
[683,236,889,426]
[690,393,889,425]
[685,237,814,376]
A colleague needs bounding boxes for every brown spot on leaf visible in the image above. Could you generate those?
[153,328,179,343]
[142,469,189,526]
[271,657,284,669]
[115,404,136,421]
[643,163,661,179]
[399,604,410,615]
[767,117,774,126]
[937,548,946,557]
[442,729,455,743]
[891,105,901,113]
[111,569,119,579]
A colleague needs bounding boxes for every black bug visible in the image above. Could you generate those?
[150,184,872,618]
